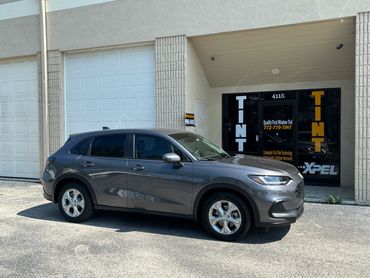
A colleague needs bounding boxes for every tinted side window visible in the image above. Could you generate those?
[91,134,126,158]
[135,135,174,160]
[70,137,91,155]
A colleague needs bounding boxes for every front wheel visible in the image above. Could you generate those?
[58,182,94,223]
[202,192,251,241]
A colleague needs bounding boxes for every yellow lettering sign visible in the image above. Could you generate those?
[312,122,324,137]
[312,137,324,152]
[315,106,321,121]
[312,91,324,106]
[311,91,325,153]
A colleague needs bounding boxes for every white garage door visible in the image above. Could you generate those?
[0,59,40,179]
[65,45,156,137]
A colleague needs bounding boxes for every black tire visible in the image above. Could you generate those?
[57,182,94,223]
[201,192,251,241]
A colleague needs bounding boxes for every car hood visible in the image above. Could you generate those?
[219,154,299,175]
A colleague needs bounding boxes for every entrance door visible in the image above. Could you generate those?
[259,102,297,165]
[222,89,340,186]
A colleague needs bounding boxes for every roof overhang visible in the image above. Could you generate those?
[190,18,355,88]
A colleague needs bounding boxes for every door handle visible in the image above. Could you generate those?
[80,161,95,168]
[131,164,144,171]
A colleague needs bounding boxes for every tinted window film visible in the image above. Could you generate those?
[296,89,340,185]
[222,88,340,186]
[70,137,91,155]
[135,135,175,160]
[222,93,259,155]
[91,134,126,158]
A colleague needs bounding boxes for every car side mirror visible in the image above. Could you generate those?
[162,153,181,163]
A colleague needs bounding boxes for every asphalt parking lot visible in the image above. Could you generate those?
[1,181,370,278]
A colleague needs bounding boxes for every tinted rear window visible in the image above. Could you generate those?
[70,137,91,155]
[91,134,126,158]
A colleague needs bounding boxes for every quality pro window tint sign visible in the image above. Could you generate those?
[222,88,340,186]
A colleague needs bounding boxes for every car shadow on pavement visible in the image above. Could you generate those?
[17,203,290,244]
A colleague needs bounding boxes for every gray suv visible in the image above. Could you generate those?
[42,129,304,241]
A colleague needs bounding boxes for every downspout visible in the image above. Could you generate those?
[40,0,49,162]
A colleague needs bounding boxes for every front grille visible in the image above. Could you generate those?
[295,183,304,199]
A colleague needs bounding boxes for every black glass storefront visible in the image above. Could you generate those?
[222,88,341,186]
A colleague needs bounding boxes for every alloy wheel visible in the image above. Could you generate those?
[62,189,85,218]
[208,200,242,235]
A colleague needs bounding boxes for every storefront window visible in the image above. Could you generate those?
[222,88,341,186]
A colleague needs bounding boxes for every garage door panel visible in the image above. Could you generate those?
[85,78,100,90]
[0,81,12,95]
[13,63,29,75]
[102,76,119,89]
[0,104,12,117]
[84,54,100,68]
[2,161,15,175]
[102,52,120,67]
[67,56,84,71]
[0,59,39,178]
[68,122,85,135]
[67,78,82,91]
[66,45,155,136]
[120,74,137,87]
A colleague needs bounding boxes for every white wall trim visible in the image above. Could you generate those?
[63,41,154,54]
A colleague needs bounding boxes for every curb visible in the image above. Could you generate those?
[304,197,363,206]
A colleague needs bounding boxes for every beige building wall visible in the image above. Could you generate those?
[0,15,40,59]
[46,0,370,52]
[207,80,355,188]
[185,40,212,137]
[0,0,369,58]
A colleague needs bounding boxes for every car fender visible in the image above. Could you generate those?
[52,173,97,204]
[192,182,260,223]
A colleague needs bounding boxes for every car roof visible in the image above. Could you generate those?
[69,128,190,138]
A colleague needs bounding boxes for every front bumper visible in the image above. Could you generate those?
[253,181,305,227]
[256,201,304,227]
[43,187,53,201]
[42,168,55,202]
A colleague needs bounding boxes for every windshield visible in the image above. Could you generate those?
[169,133,229,160]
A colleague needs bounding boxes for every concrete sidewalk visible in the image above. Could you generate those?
[304,185,358,205]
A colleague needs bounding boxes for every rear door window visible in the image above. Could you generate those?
[91,134,126,158]
[70,137,92,155]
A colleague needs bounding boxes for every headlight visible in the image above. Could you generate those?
[248,175,291,185]
[298,172,304,180]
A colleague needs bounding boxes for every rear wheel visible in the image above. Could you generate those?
[58,182,94,222]
[201,192,251,241]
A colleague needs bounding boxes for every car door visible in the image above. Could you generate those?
[76,133,129,208]
[127,134,194,215]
